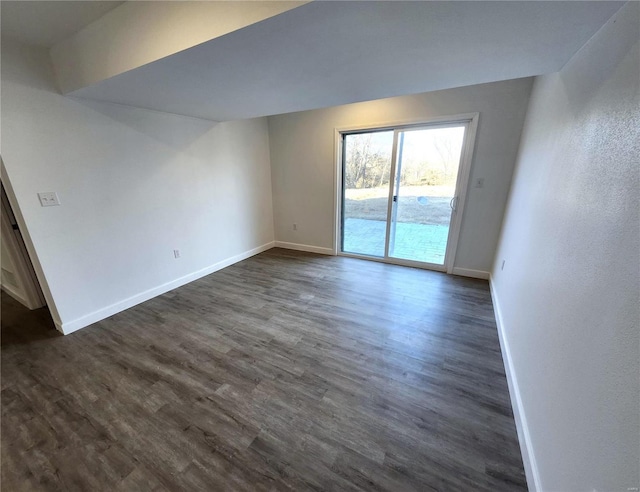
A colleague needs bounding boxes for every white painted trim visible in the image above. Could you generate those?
[59,241,275,335]
[1,160,63,327]
[274,241,333,256]
[332,128,342,256]
[451,267,489,280]
[384,129,401,258]
[489,276,541,492]
[53,320,64,334]
[338,251,447,272]
[0,199,45,310]
[334,113,481,135]
[444,113,479,274]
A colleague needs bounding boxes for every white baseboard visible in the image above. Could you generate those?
[451,267,490,279]
[489,276,541,492]
[59,241,275,335]
[274,241,334,256]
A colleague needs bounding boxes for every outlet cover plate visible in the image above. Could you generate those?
[38,192,60,207]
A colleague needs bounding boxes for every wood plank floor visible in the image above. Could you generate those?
[1,248,526,491]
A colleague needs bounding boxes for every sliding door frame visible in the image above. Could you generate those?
[333,112,479,274]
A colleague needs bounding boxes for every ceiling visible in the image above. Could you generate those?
[1,1,123,47]
[68,1,623,121]
[1,1,625,121]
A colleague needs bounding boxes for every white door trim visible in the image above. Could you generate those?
[443,113,479,274]
[1,183,47,309]
[384,129,401,258]
[1,158,62,328]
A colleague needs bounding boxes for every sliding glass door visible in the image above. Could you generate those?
[341,130,394,257]
[387,125,466,264]
[341,120,471,270]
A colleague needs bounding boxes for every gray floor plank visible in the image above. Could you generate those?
[1,248,526,491]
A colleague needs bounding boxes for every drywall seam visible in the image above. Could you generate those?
[489,275,542,492]
[274,241,334,256]
[451,267,489,280]
[59,241,275,335]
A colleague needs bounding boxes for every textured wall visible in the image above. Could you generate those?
[491,3,639,490]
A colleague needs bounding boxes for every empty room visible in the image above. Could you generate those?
[1,1,638,491]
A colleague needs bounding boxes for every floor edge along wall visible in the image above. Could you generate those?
[489,276,542,492]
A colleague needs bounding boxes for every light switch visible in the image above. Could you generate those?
[38,192,60,207]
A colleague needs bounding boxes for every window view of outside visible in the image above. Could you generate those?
[342,131,394,257]
[342,126,466,264]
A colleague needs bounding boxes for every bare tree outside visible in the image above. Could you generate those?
[344,132,393,189]
[344,127,464,224]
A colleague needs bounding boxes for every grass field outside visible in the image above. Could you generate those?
[344,184,454,226]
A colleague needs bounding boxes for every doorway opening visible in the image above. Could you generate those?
[337,115,477,272]
[1,182,47,310]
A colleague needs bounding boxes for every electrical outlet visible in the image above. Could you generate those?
[501,260,506,271]
[293,223,298,231]
[38,192,60,207]
[173,249,181,259]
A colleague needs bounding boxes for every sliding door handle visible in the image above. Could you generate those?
[450,196,458,212]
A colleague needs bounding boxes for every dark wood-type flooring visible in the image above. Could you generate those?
[1,248,526,491]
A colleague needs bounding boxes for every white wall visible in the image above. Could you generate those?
[1,39,275,334]
[51,1,308,94]
[491,2,639,491]
[268,78,532,273]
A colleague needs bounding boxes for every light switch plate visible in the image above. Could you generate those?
[38,192,60,207]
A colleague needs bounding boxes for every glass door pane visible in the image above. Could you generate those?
[388,126,466,265]
[341,131,394,257]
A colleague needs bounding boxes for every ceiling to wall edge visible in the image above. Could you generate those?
[68,96,222,124]
[49,1,312,94]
